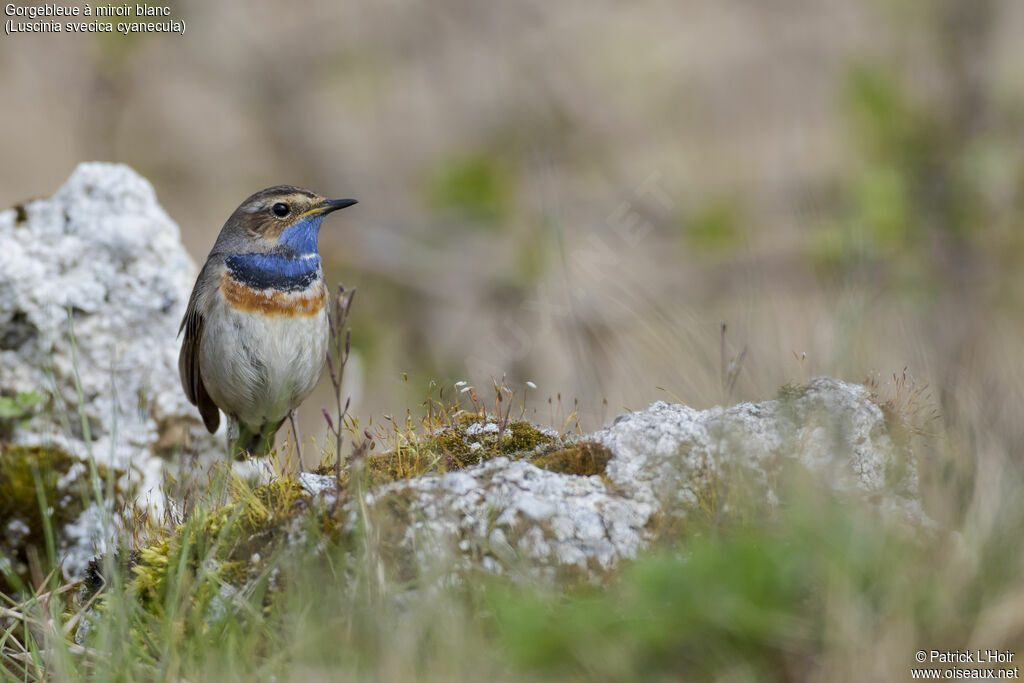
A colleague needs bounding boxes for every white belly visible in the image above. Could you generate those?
[200,298,328,428]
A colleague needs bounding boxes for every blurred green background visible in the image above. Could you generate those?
[2,0,1023,475]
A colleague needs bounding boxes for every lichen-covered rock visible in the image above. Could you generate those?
[0,163,216,485]
[0,163,218,585]
[364,455,652,579]
[594,377,925,524]
[345,377,926,581]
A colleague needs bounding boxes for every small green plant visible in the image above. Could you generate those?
[0,391,44,439]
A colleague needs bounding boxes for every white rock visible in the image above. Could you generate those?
[441,471,477,495]
[0,163,218,482]
[356,377,927,581]
[515,495,557,521]
[299,472,337,497]
[0,163,221,581]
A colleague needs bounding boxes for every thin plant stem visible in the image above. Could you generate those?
[289,410,303,472]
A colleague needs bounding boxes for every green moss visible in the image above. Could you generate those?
[776,383,808,402]
[529,442,611,477]
[325,417,560,488]
[130,538,172,607]
[427,426,477,466]
[0,444,79,522]
[124,478,313,616]
[218,560,249,587]
[0,443,107,594]
[502,422,553,454]
[228,479,306,538]
[0,390,45,441]
[428,418,555,464]
[198,478,308,569]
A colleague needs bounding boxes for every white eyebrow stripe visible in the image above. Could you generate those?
[244,193,317,214]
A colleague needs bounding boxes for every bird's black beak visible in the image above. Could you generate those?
[320,198,358,215]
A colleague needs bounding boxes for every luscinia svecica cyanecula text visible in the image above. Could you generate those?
[178,186,357,457]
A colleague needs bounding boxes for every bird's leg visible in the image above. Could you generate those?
[289,410,304,472]
[226,416,237,460]
[226,416,244,461]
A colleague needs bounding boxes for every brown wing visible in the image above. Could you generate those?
[178,274,221,434]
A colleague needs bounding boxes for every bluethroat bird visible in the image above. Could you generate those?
[178,186,357,458]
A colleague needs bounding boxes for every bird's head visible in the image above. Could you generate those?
[216,186,357,257]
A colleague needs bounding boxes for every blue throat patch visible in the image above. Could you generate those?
[278,213,325,255]
[225,253,321,291]
[225,214,326,291]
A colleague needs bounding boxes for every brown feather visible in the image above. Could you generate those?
[178,274,221,434]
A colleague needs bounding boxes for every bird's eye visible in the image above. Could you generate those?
[272,202,290,218]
